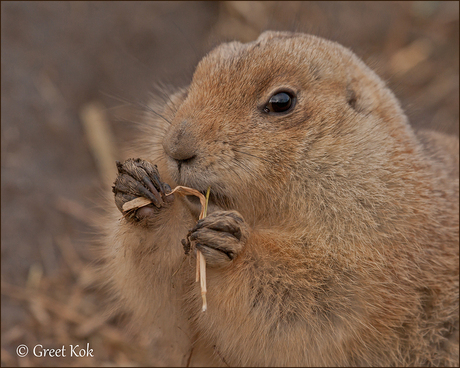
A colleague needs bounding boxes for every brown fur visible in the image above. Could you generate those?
[100,31,459,366]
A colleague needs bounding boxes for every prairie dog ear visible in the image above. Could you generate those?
[168,87,189,106]
[212,41,243,59]
[256,30,296,43]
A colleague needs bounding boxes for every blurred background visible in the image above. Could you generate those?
[1,1,458,366]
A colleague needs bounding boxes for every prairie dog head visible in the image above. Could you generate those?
[159,31,416,226]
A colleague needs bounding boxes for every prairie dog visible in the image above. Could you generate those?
[103,31,459,366]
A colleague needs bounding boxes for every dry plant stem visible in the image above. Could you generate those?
[198,187,211,311]
[122,186,207,213]
[122,185,209,312]
[168,187,208,311]
[122,196,152,212]
[199,252,207,312]
[196,251,201,283]
[80,101,117,187]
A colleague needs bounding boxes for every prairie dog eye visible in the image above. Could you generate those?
[263,91,295,113]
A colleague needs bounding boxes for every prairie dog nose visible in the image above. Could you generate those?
[163,121,198,164]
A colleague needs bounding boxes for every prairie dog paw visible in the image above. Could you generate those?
[188,210,249,267]
[112,158,174,222]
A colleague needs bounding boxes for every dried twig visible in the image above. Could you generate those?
[55,235,85,277]
[80,101,118,187]
[1,280,126,344]
[122,196,152,212]
[55,196,98,226]
[122,186,206,213]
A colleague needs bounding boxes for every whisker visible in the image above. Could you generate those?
[220,153,245,176]
[99,91,141,108]
[165,94,181,116]
[112,117,168,141]
[104,102,134,111]
[136,101,173,126]
[220,152,258,182]
[140,120,169,133]
[232,148,273,164]
[150,89,181,117]
[100,90,173,126]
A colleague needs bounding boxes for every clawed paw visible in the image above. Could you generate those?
[184,210,249,267]
[112,158,173,221]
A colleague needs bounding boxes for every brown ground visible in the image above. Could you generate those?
[1,2,458,367]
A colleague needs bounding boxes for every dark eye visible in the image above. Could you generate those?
[263,92,294,113]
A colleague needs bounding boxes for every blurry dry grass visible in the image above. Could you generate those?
[1,256,153,367]
[1,150,149,367]
[1,102,153,367]
[1,1,458,367]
